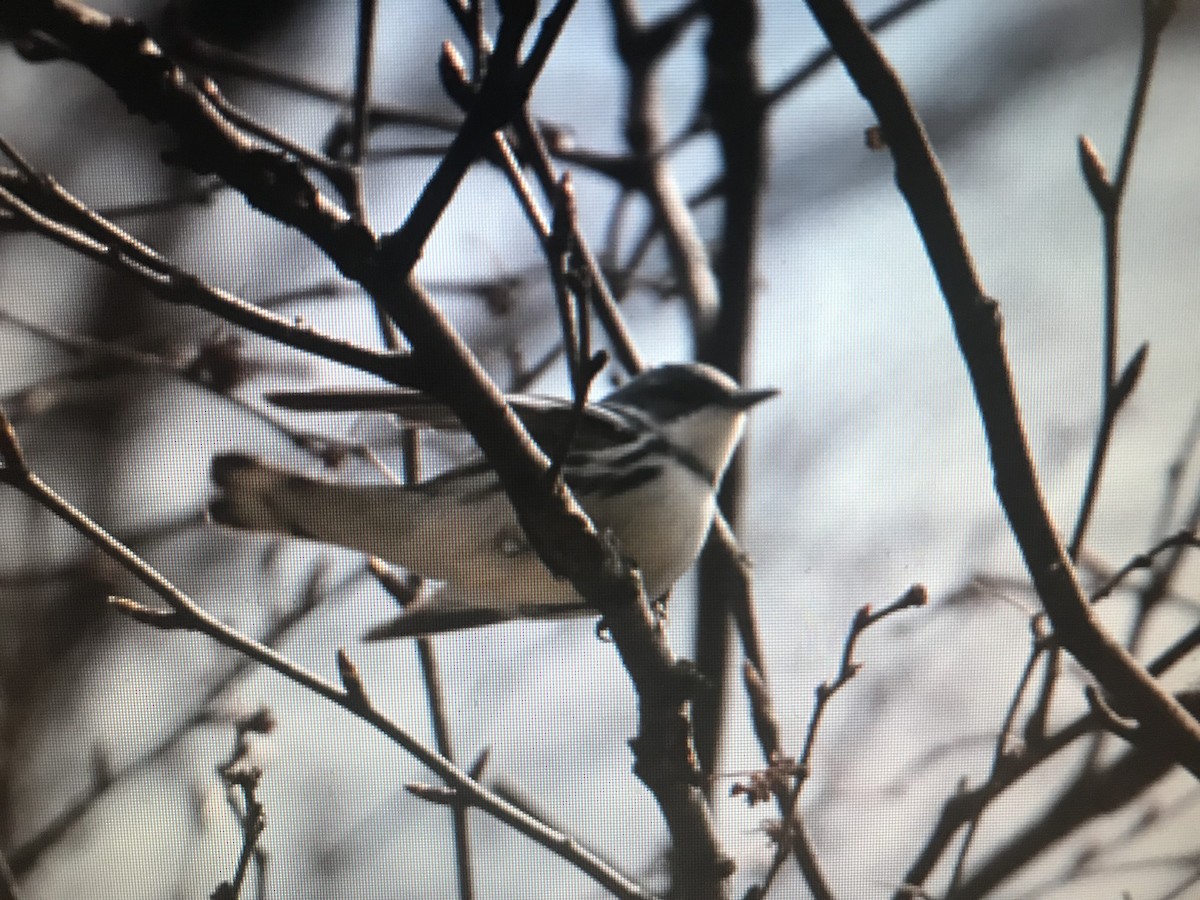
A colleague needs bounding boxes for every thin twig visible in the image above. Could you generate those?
[345,0,378,223]
[197,79,360,214]
[946,616,1051,892]
[609,0,720,333]
[377,1,543,271]
[415,636,476,900]
[750,586,927,900]
[433,20,645,378]
[0,156,410,383]
[510,106,646,373]
[400,424,476,900]
[8,564,351,876]
[764,0,938,109]
[1068,2,1175,558]
[0,306,383,466]
[214,731,268,900]
[170,27,460,134]
[349,0,378,167]
[598,0,938,294]
[1150,398,1200,544]
[1091,530,1200,604]
[544,174,607,485]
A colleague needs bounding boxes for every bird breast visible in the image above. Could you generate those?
[580,458,719,600]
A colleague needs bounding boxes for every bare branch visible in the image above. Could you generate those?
[747,585,926,900]
[2,4,734,889]
[1091,530,1200,604]
[1068,1,1173,558]
[802,0,1200,778]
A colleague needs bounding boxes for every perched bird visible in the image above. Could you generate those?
[210,363,776,638]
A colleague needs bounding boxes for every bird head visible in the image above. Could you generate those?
[603,363,778,481]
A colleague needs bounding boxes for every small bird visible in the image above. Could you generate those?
[210,363,776,638]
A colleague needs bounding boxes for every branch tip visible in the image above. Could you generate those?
[438,39,473,107]
[406,781,461,806]
[468,747,491,780]
[1084,684,1142,740]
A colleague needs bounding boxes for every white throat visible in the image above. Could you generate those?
[658,406,748,482]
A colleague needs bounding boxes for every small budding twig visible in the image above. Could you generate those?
[799,585,929,770]
[1090,529,1200,604]
[211,706,275,900]
[739,585,927,900]
[1068,0,1178,561]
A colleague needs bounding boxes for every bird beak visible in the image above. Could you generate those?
[732,386,779,409]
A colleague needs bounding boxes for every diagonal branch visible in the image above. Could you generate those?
[0,412,660,900]
[801,0,1200,777]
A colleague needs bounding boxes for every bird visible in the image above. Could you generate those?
[209,362,776,638]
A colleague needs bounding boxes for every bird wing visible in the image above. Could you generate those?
[267,387,464,430]
[267,386,641,451]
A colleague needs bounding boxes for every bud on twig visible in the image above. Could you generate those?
[1078,135,1113,209]
[337,649,368,707]
[438,40,474,109]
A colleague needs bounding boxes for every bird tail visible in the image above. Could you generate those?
[209,453,592,635]
[361,587,592,640]
[209,454,414,558]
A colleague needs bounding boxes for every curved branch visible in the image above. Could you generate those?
[801,0,1200,777]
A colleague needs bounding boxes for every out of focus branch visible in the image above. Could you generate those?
[690,0,768,787]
